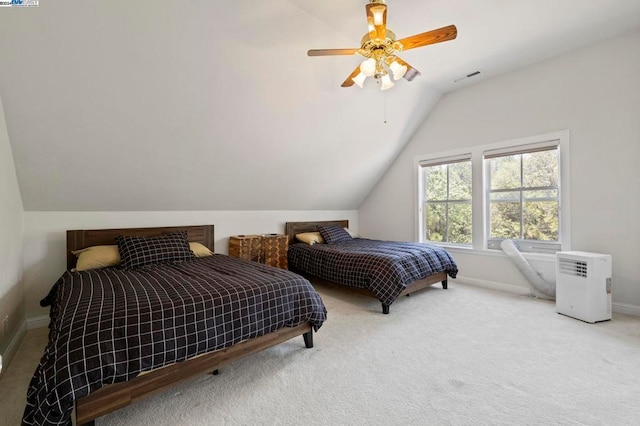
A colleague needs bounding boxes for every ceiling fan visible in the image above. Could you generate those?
[307,0,457,90]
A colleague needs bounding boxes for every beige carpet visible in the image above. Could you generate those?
[2,282,639,425]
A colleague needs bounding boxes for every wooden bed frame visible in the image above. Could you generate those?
[285,220,448,315]
[63,225,314,425]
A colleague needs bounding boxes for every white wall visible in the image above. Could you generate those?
[359,30,640,314]
[23,210,357,319]
[0,1,441,213]
[0,93,25,371]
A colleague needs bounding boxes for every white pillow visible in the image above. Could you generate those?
[343,227,361,238]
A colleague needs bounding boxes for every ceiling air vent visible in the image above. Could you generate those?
[454,70,481,83]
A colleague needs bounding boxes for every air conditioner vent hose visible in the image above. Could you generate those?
[500,239,556,298]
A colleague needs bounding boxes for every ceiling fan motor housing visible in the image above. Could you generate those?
[359,30,403,78]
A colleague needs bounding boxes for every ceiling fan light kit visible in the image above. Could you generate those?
[352,72,367,88]
[307,0,457,91]
[388,58,408,80]
[360,57,377,77]
[379,73,394,90]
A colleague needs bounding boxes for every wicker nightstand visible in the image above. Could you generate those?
[260,234,288,269]
[228,235,262,262]
[228,234,288,269]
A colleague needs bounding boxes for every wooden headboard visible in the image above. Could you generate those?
[284,220,349,246]
[66,225,215,270]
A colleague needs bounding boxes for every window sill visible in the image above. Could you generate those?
[430,244,556,262]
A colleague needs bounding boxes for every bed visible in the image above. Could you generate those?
[23,225,327,426]
[285,220,458,314]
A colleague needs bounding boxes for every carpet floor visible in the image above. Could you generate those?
[2,281,639,425]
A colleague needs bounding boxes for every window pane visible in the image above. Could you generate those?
[423,160,473,245]
[490,155,521,190]
[425,203,446,242]
[523,150,558,188]
[448,162,472,200]
[523,201,558,241]
[490,201,520,239]
[490,191,520,201]
[425,165,448,201]
[448,203,472,244]
[489,149,559,243]
[524,189,557,200]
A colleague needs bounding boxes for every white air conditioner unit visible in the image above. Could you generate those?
[556,251,612,323]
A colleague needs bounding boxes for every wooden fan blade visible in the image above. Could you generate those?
[397,25,457,51]
[341,66,361,87]
[394,57,421,82]
[366,3,387,40]
[308,48,358,56]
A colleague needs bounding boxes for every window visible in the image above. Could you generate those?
[420,157,472,245]
[486,146,560,252]
[415,131,570,254]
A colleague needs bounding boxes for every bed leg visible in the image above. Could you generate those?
[382,303,390,315]
[211,369,219,375]
[80,421,95,426]
[442,278,448,289]
[303,330,313,348]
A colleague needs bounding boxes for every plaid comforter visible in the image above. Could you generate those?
[23,255,326,426]
[288,239,458,306]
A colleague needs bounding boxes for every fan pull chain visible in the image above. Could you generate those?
[383,91,387,124]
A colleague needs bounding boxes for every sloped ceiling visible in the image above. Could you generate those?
[1,0,639,211]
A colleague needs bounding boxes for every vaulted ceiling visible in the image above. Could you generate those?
[1,0,639,211]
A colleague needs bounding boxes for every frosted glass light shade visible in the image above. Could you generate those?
[360,58,376,77]
[380,74,394,90]
[373,10,384,26]
[352,72,367,88]
[389,60,408,80]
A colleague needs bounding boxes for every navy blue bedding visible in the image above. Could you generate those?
[24,255,326,426]
[288,238,458,306]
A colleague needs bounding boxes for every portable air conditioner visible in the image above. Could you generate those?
[556,251,612,323]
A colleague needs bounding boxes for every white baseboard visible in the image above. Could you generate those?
[454,275,532,296]
[26,315,49,330]
[612,302,640,317]
[455,276,640,316]
[0,320,27,379]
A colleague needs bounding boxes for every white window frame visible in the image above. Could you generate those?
[417,154,473,247]
[415,130,571,254]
